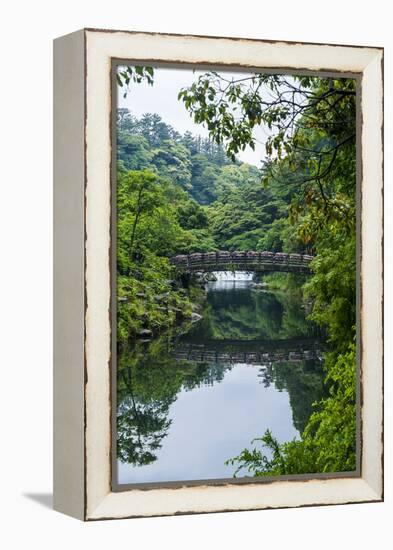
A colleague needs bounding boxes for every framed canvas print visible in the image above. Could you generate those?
[53,29,384,520]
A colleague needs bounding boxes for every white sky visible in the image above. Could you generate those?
[118,67,269,167]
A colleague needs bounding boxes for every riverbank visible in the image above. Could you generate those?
[117,269,207,344]
[257,272,308,292]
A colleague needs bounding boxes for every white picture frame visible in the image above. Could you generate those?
[53,28,383,521]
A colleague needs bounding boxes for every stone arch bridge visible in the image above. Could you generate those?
[169,250,314,274]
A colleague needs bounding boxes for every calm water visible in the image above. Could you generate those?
[117,273,325,484]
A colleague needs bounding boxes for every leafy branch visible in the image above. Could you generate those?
[117,66,155,98]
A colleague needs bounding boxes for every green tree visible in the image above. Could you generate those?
[178,71,357,475]
[117,133,153,170]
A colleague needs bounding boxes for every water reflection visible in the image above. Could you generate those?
[117,273,326,483]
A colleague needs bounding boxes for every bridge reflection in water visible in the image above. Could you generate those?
[174,338,324,365]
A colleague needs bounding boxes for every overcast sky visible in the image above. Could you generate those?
[118,66,269,167]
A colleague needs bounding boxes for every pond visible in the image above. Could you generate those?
[116,272,326,485]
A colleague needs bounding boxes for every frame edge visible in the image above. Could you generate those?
[82,29,384,520]
[53,28,86,521]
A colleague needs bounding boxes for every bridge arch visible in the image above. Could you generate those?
[169,250,314,274]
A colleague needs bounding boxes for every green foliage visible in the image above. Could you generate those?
[207,180,289,252]
[178,72,355,171]
[180,70,358,475]
[205,163,312,253]
[304,236,356,350]
[117,133,152,170]
[116,69,358,476]
[117,66,154,97]
[116,107,263,341]
[116,169,204,341]
[117,109,248,205]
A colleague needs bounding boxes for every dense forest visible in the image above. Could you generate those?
[117,109,308,341]
[117,69,357,476]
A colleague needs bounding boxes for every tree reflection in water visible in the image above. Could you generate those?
[117,282,326,470]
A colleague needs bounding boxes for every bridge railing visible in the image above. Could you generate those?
[174,349,322,364]
[169,250,314,270]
